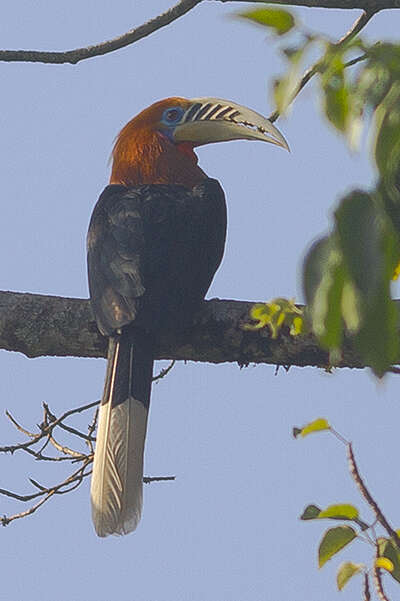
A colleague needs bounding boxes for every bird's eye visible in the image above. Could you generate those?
[162,107,183,124]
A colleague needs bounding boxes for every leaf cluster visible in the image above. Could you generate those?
[240,6,400,376]
[295,418,400,597]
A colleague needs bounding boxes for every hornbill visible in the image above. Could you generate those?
[87,97,288,537]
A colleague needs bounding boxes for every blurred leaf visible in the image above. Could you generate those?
[321,49,350,133]
[273,40,314,115]
[375,557,394,572]
[337,562,364,590]
[297,418,330,438]
[319,526,357,568]
[354,61,392,113]
[238,8,295,35]
[335,191,400,376]
[300,504,321,520]
[369,43,400,78]
[303,236,344,351]
[377,538,400,583]
[393,260,400,280]
[340,280,361,333]
[374,81,400,180]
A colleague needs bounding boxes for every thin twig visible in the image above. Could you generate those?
[335,9,377,46]
[373,544,391,601]
[153,360,176,383]
[348,443,400,549]
[363,573,371,601]
[86,408,99,454]
[0,0,203,65]
[269,9,377,123]
[143,475,175,483]
[215,0,395,9]
[0,396,176,526]
[44,402,97,442]
[48,435,86,459]
[1,461,93,526]
[5,411,35,438]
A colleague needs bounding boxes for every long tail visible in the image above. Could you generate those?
[90,331,154,537]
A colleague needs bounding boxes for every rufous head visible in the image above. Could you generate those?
[110,97,289,187]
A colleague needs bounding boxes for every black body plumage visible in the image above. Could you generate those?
[87,179,227,536]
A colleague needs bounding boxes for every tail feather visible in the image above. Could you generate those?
[91,332,153,537]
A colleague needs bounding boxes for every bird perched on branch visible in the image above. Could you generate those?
[87,97,288,537]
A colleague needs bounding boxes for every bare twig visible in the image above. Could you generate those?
[0,395,176,526]
[363,573,371,601]
[1,460,92,526]
[348,443,400,549]
[43,402,97,442]
[153,360,176,383]
[143,476,175,483]
[335,8,377,45]
[215,0,399,9]
[0,0,203,65]
[86,408,99,454]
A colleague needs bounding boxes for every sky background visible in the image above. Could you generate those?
[0,1,399,600]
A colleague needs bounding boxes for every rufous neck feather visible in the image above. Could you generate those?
[110,121,207,188]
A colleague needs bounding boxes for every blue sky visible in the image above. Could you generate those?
[1,2,400,600]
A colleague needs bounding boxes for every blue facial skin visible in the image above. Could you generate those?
[160,106,185,141]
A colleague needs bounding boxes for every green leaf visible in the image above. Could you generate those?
[238,8,295,35]
[374,81,400,180]
[335,191,400,376]
[298,418,330,438]
[377,538,400,583]
[321,50,350,133]
[300,504,321,520]
[337,562,364,591]
[273,42,311,116]
[319,504,359,520]
[303,236,344,351]
[300,503,359,522]
[319,526,357,568]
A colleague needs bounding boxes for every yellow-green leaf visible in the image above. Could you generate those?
[299,418,330,438]
[319,526,357,568]
[319,504,359,521]
[375,557,394,572]
[238,8,295,35]
[244,299,303,339]
[377,538,400,583]
[337,562,364,590]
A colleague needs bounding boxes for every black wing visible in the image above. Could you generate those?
[87,179,227,337]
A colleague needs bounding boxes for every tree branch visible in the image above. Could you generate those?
[0,289,388,369]
[0,0,397,66]
[0,0,203,65]
[215,0,400,10]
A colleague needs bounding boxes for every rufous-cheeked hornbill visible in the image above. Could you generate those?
[87,97,288,537]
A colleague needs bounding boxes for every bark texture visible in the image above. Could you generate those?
[0,290,369,369]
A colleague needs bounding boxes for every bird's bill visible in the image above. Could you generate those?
[173,97,289,151]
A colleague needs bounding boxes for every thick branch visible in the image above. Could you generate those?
[0,290,377,369]
[0,0,202,65]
